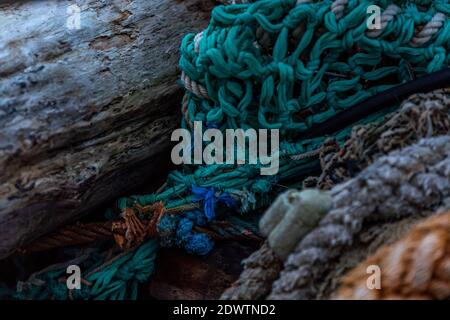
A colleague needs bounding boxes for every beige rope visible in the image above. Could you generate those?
[290,145,337,161]
[366,4,401,38]
[331,0,348,19]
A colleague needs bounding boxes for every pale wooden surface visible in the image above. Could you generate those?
[0,0,213,259]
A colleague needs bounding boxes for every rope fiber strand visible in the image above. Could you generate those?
[4,0,449,300]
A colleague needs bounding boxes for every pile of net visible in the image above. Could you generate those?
[0,0,449,300]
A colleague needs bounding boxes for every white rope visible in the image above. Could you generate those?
[331,0,348,20]
[411,13,446,47]
[366,4,401,38]
[181,71,210,100]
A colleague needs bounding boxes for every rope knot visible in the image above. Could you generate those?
[192,186,237,220]
[112,202,165,250]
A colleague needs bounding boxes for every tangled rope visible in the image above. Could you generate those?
[6,0,450,300]
[312,88,450,189]
[334,210,450,300]
[16,240,159,300]
[181,0,449,135]
[20,204,261,254]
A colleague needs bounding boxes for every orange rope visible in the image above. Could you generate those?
[334,211,450,300]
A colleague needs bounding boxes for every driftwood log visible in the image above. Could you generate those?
[0,0,214,259]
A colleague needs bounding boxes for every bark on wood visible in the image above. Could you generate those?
[0,0,214,259]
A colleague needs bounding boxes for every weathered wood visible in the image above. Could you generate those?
[0,0,214,259]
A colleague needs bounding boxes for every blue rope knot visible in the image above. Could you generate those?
[192,186,237,220]
[176,218,195,243]
[157,214,214,256]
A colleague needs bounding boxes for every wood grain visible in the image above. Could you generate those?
[0,0,213,259]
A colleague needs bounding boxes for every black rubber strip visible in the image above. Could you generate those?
[302,68,450,139]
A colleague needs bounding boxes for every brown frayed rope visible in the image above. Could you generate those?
[310,89,450,189]
[17,223,113,254]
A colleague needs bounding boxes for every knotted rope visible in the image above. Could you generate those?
[221,89,450,300]
[7,0,450,300]
[313,88,450,189]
